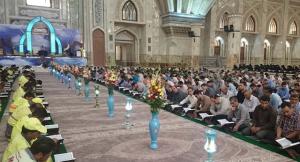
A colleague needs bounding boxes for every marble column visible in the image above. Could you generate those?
[226,14,242,69]
[191,23,203,66]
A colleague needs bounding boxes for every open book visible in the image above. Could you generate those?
[276,138,300,149]
[198,113,214,120]
[170,104,182,110]
[183,107,194,113]
[54,152,76,162]
[217,119,235,127]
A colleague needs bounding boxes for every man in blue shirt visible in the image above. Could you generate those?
[277,82,290,101]
[264,87,282,111]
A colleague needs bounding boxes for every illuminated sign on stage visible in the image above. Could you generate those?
[19,16,62,55]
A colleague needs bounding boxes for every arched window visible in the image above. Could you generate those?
[245,15,255,32]
[219,12,229,29]
[122,0,137,21]
[27,0,51,7]
[268,18,277,33]
[289,21,297,35]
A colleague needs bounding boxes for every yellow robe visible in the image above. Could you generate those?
[7,100,30,127]
[10,116,29,140]
[2,133,30,162]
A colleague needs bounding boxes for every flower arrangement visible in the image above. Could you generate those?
[148,73,164,113]
[105,70,118,95]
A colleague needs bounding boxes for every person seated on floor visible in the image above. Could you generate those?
[2,117,47,162]
[177,81,188,94]
[209,94,231,125]
[242,95,277,141]
[237,81,247,103]
[290,94,300,112]
[276,102,300,159]
[250,83,264,99]
[7,136,56,162]
[6,92,35,139]
[220,86,234,99]
[193,90,211,117]
[277,82,290,101]
[293,83,300,95]
[264,87,282,111]
[242,90,260,117]
[205,80,217,97]
[168,83,187,104]
[10,82,34,114]
[134,78,146,93]
[178,87,198,115]
[228,96,251,132]
[11,103,47,140]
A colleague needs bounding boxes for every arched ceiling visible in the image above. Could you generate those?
[156,0,216,18]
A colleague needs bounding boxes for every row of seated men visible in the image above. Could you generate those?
[164,81,300,159]
[0,67,60,162]
[234,64,300,73]
[89,64,300,159]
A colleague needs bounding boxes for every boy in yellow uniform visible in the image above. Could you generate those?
[5,92,35,139]
[7,136,55,162]
[2,118,47,162]
[11,103,47,140]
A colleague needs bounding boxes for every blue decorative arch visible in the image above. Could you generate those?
[19,34,26,54]
[19,16,62,55]
[55,37,62,54]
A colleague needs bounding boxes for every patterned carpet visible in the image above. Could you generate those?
[0,70,296,162]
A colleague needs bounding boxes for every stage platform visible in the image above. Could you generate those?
[0,56,87,66]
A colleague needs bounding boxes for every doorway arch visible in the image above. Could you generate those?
[115,30,137,66]
[264,39,271,64]
[214,36,224,56]
[240,38,249,64]
[92,28,106,66]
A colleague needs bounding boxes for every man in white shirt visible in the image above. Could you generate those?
[179,87,198,116]
[209,94,231,125]
[220,86,234,99]
[242,90,260,117]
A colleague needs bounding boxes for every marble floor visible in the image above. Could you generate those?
[0,70,296,162]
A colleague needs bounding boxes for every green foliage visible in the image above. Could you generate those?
[148,98,164,113]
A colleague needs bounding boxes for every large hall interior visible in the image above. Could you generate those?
[0,0,300,162]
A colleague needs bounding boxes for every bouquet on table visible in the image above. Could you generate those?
[147,73,164,113]
[105,70,118,95]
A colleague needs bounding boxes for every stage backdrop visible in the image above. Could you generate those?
[0,24,81,56]
[0,56,87,66]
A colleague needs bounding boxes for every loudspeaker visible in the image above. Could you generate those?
[230,25,234,32]
[224,25,229,32]
[188,31,195,37]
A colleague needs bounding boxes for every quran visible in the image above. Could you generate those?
[276,138,300,149]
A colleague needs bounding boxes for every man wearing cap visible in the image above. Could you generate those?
[2,118,47,162]
[6,92,35,139]
[11,103,47,140]
[7,137,55,162]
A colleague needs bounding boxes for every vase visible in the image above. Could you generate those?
[107,87,114,117]
[84,79,90,101]
[149,111,160,150]
[64,74,68,86]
